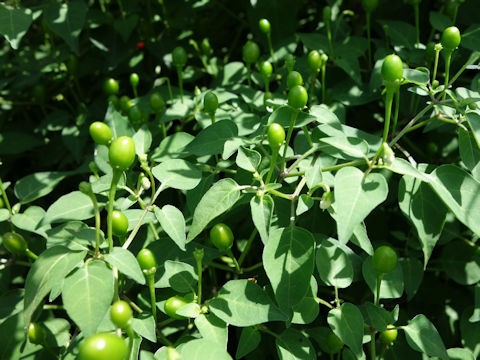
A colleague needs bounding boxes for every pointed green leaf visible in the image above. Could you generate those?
[43,191,94,224]
[194,314,228,348]
[276,328,316,360]
[316,238,353,288]
[334,167,388,243]
[362,257,404,299]
[179,339,232,360]
[263,227,315,309]
[62,261,114,337]
[327,303,364,358]
[0,4,32,49]
[24,246,87,328]
[185,120,238,156]
[236,327,261,359]
[43,0,87,54]
[398,172,447,268]
[104,247,145,285]
[152,159,202,190]
[250,194,274,244]
[187,178,241,242]
[209,279,287,327]
[154,205,186,251]
[14,171,69,204]
[402,314,449,359]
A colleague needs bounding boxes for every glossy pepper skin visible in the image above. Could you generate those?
[164,295,189,320]
[372,245,397,274]
[108,136,136,170]
[381,55,403,82]
[441,26,461,51]
[79,333,127,360]
[288,85,308,109]
[210,223,234,251]
[267,123,285,151]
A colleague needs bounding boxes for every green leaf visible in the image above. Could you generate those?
[429,11,453,32]
[123,209,156,231]
[62,260,114,337]
[316,238,353,288]
[398,172,447,268]
[359,302,395,332]
[334,166,388,244]
[320,136,369,160]
[428,165,480,237]
[236,146,261,172]
[466,112,480,148]
[151,132,194,162]
[209,279,287,327]
[327,303,364,358]
[131,314,156,343]
[11,206,50,238]
[462,24,480,52]
[236,327,261,359]
[24,246,87,329]
[402,314,449,359]
[263,226,315,310]
[403,68,430,86]
[194,314,228,349]
[185,120,238,156]
[470,284,480,322]
[179,339,232,360]
[458,127,480,171]
[362,257,404,299]
[0,132,43,155]
[187,178,241,242]
[104,247,145,285]
[43,191,94,224]
[441,239,480,285]
[162,260,197,293]
[276,328,316,360]
[152,159,202,190]
[336,56,362,85]
[250,194,274,244]
[0,4,33,49]
[445,348,476,360]
[399,257,424,301]
[0,289,24,326]
[154,205,186,251]
[132,124,152,155]
[14,171,69,204]
[43,0,87,54]
[460,308,480,357]
[268,105,316,129]
[46,221,98,251]
[305,161,323,190]
[291,277,319,325]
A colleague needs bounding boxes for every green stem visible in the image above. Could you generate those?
[309,71,317,104]
[113,266,119,302]
[334,286,340,307]
[326,20,334,58]
[238,228,258,266]
[392,88,400,135]
[246,63,252,88]
[302,126,313,148]
[389,102,436,146]
[226,249,241,273]
[443,51,452,100]
[414,3,420,45]
[0,177,13,216]
[314,296,334,309]
[176,67,184,103]
[107,169,122,251]
[330,353,334,360]
[193,249,204,305]
[366,12,372,68]
[25,249,38,260]
[267,188,292,201]
[432,48,440,84]
[210,113,216,124]
[146,273,157,324]
[209,261,235,272]
[264,77,270,93]
[265,150,279,184]
[133,86,138,99]
[267,33,274,61]
[281,109,299,171]
[242,262,263,272]
[321,63,327,103]
[447,52,480,88]
[378,345,387,360]
[383,88,395,143]
[126,325,135,359]
[375,273,383,306]
[116,0,125,18]
[371,329,377,360]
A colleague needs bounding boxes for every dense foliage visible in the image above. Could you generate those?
[1,0,480,359]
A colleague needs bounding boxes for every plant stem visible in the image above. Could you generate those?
[383,88,395,143]
[371,330,377,360]
[0,177,13,217]
[366,12,372,68]
[238,228,258,266]
[265,150,279,184]
[321,62,327,103]
[267,33,274,61]
[176,67,184,103]
[281,109,299,171]
[314,296,334,309]
[432,48,440,84]
[447,52,480,87]
[375,273,383,306]
[442,51,452,100]
[25,249,38,260]
[302,126,313,148]
[389,102,436,146]
[226,249,241,273]
[126,325,135,359]
[242,262,263,272]
[146,273,157,324]
[334,286,340,307]
[413,3,420,45]
[246,63,252,88]
[107,169,122,251]
[326,19,334,58]
[392,88,400,135]
[193,249,204,304]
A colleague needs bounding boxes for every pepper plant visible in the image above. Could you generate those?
[1,0,480,360]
